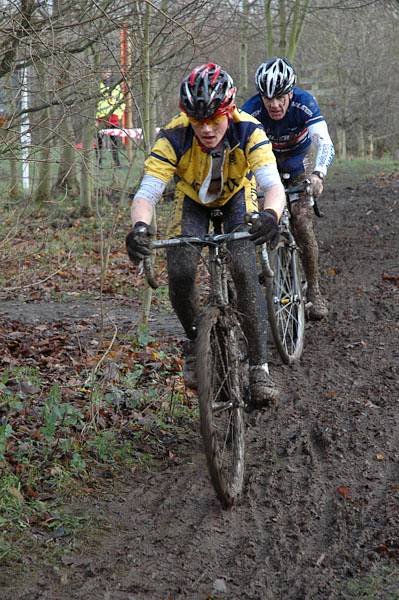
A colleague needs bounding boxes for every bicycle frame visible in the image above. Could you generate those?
[141,224,252,509]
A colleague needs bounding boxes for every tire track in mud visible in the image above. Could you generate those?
[244,379,337,599]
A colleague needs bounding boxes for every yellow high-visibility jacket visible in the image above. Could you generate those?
[96,82,125,120]
[143,108,276,207]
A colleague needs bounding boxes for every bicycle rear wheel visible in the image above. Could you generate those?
[265,238,305,364]
[196,305,248,509]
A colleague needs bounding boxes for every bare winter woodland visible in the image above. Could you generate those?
[0,0,398,205]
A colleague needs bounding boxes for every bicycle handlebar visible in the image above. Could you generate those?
[257,180,322,217]
[142,229,253,290]
[285,182,309,195]
[285,180,322,217]
[150,230,252,250]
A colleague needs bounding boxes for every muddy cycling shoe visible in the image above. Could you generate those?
[182,340,197,389]
[248,364,279,409]
[307,289,329,321]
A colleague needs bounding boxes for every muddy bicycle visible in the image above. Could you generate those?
[142,211,260,509]
[262,180,320,365]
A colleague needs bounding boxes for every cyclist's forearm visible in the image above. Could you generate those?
[262,183,286,220]
[131,197,153,225]
[308,121,335,175]
[254,165,286,219]
[130,174,167,225]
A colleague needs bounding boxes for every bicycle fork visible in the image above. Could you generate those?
[209,246,229,306]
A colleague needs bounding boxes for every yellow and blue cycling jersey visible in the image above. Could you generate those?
[143,108,277,208]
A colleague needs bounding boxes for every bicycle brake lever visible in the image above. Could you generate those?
[303,181,323,218]
[244,212,260,225]
[313,200,323,218]
[138,260,144,275]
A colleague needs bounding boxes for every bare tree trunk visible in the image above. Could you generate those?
[123,25,134,164]
[52,113,80,198]
[263,0,310,61]
[142,10,155,150]
[264,0,273,56]
[32,57,52,204]
[79,48,99,215]
[4,73,20,198]
[9,154,19,198]
[239,0,249,102]
[367,133,374,159]
[79,120,96,215]
[33,139,51,204]
[141,1,155,324]
[287,0,311,60]
[279,0,287,55]
[51,0,80,198]
[337,126,347,159]
[358,123,365,158]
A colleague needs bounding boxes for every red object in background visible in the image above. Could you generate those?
[75,142,97,149]
[121,24,128,144]
[98,115,120,128]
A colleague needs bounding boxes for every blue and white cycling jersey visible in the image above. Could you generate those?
[241,87,335,177]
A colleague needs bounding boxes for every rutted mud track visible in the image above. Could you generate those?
[3,176,399,599]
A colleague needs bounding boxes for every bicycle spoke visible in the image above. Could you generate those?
[266,242,305,364]
[197,307,247,508]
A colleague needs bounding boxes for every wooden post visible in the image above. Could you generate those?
[121,24,134,163]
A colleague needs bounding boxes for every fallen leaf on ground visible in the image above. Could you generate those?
[336,485,351,500]
[382,272,399,285]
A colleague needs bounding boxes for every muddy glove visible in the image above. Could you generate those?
[249,209,280,248]
[308,172,324,197]
[126,222,154,264]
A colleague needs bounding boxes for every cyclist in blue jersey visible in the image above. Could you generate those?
[242,57,335,320]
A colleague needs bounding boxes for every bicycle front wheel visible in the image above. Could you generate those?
[196,305,248,509]
[265,239,305,364]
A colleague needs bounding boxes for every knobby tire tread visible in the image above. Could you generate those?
[196,305,247,509]
[265,241,305,364]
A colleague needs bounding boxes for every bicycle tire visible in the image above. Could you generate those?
[265,238,305,364]
[196,304,248,509]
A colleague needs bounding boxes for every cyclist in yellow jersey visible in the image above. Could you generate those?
[126,64,286,406]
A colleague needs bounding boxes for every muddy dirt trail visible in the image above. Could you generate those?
[3,175,399,600]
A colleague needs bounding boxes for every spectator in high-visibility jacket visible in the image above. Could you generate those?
[96,71,125,167]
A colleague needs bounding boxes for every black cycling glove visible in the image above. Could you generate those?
[126,221,154,264]
[249,209,280,248]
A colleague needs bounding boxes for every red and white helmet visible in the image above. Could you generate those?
[179,63,236,120]
[255,57,296,98]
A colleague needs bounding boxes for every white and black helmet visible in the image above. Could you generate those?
[255,57,296,98]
